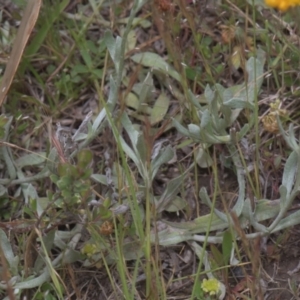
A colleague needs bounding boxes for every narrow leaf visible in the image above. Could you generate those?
[282,150,297,195]
[222,231,232,266]
[15,152,46,168]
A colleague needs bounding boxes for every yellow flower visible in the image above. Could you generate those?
[201,278,221,296]
[81,243,97,257]
[265,0,300,11]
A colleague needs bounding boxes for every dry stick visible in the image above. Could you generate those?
[0,0,41,106]
[51,132,68,163]
[46,43,76,83]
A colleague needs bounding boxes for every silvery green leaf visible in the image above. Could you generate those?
[188,124,201,138]
[112,240,144,261]
[151,138,167,160]
[125,92,139,110]
[13,270,50,289]
[111,203,129,215]
[220,104,232,125]
[1,145,16,180]
[277,120,296,151]
[267,185,295,233]
[279,185,288,210]
[222,86,235,102]
[61,248,83,264]
[13,186,21,198]
[104,31,122,72]
[121,113,139,150]
[187,89,202,109]
[172,118,192,138]
[107,75,118,109]
[242,198,254,219]
[271,209,300,233]
[200,109,211,128]
[131,52,181,82]
[92,76,116,132]
[214,83,225,100]
[118,17,151,28]
[212,134,231,144]
[150,92,170,125]
[17,170,37,202]
[119,136,140,167]
[47,148,58,173]
[23,183,38,204]
[91,108,106,133]
[156,174,185,213]
[230,146,245,217]
[288,123,299,151]
[214,118,227,133]
[0,229,18,274]
[164,199,280,236]
[91,174,118,186]
[204,84,215,103]
[198,188,211,206]
[136,0,147,11]
[248,198,280,222]
[137,72,153,104]
[0,184,7,196]
[119,135,146,180]
[282,151,298,195]
[244,199,267,232]
[136,134,147,162]
[73,132,87,142]
[226,53,265,122]
[126,29,137,52]
[195,147,213,168]
[199,187,228,222]
[247,50,266,93]
[165,196,187,212]
[15,152,46,168]
[34,230,55,272]
[224,98,254,109]
[29,187,43,216]
[72,111,93,141]
[151,145,174,180]
[114,36,122,72]
[103,30,116,59]
[237,124,250,140]
[152,227,193,246]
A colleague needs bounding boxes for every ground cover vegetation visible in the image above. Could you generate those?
[1,0,300,299]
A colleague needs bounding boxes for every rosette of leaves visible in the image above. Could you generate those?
[50,149,93,209]
[173,52,266,149]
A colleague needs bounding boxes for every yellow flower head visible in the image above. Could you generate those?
[81,243,97,257]
[265,0,300,11]
[201,278,221,296]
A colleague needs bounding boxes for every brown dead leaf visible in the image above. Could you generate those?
[220,25,236,44]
